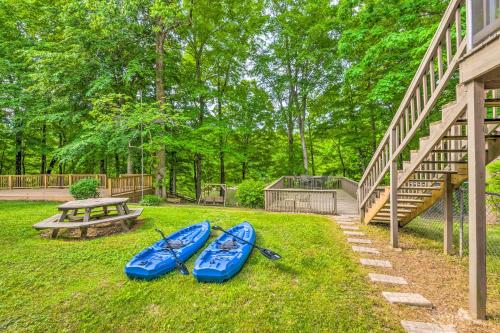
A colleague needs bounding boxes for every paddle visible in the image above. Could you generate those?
[212,225,282,260]
[154,228,189,275]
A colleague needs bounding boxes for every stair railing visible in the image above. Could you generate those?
[358,0,468,213]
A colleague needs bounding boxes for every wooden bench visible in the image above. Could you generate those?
[33,207,143,238]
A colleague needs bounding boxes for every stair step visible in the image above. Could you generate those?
[432,149,467,153]
[407,178,445,182]
[383,203,419,208]
[400,186,440,190]
[398,198,425,203]
[484,99,500,107]
[420,160,467,164]
[380,208,412,213]
[413,170,457,174]
[456,117,500,123]
[376,213,406,218]
[397,193,432,197]
[443,134,500,140]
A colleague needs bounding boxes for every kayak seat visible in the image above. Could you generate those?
[218,239,239,250]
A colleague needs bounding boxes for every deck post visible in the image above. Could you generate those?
[466,79,486,320]
[444,173,453,255]
[389,128,399,248]
[8,175,12,190]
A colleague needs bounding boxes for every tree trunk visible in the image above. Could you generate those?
[154,17,167,198]
[286,108,294,175]
[169,151,177,194]
[15,130,22,175]
[127,143,134,174]
[194,154,202,200]
[298,95,308,175]
[0,148,5,174]
[217,95,225,194]
[242,162,247,180]
[337,138,346,177]
[40,122,47,174]
[99,159,106,175]
[308,122,315,176]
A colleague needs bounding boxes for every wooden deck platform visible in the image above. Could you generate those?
[335,189,359,215]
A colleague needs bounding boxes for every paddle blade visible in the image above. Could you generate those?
[259,248,282,260]
[176,261,190,275]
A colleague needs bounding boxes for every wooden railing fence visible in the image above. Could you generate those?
[109,175,153,196]
[0,174,107,189]
[265,176,359,215]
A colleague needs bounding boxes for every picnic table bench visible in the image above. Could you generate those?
[33,198,143,238]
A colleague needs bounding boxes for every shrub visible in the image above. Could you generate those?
[236,179,265,208]
[69,179,100,200]
[140,194,162,206]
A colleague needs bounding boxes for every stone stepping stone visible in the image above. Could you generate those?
[344,231,365,236]
[382,292,432,308]
[347,238,372,244]
[336,221,355,225]
[340,225,359,230]
[401,320,456,333]
[368,273,407,285]
[353,246,379,254]
[360,258,391,267]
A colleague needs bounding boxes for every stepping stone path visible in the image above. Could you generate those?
[335,214,442,331]
[340,225,359,230]
[347,238,372,244]
[368,273,407,285]
[400,320,456,333]
[382,292,432,308]
[360,258,392,267]
[344,231,365,236]
[352,246,379,254]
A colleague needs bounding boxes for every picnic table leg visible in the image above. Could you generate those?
[116,204,131,231]
[72,209,78,216]
[103,206,108,216]
[123,203,131,214]
[80,227,88,239]
[51,209,68,239]
[83,208,91,222]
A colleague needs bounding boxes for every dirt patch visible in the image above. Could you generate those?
[333,218,500,333]
[39,219,145,240]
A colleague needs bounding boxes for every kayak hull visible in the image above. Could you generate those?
[193,222,255,283]
[125,221,210,280]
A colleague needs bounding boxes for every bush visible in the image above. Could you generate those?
[236,179,265,208]
[69,179,100,200]
[140,194,162,206]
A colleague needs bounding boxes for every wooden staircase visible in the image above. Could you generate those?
[355,0,500,321]
[364,96,500,225]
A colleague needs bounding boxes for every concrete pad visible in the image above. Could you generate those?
[347,238,372,244]
[401,320,456,333]
[340,225,359,230]
[352,246,379,254]
[368,273,408,285]
[382,292,432,308]
[343,231,365,236]
[360,258,391,267]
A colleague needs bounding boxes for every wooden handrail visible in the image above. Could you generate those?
[358,0,467,209]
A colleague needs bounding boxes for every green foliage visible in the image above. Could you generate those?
[487,160,500,193]
[139,194,162,206]
[236,179,266,208]
[69,179,100,200]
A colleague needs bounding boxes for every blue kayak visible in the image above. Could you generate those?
[193,222,255,283]
[125,221,210,280]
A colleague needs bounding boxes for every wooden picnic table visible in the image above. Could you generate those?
[33,197,143,239]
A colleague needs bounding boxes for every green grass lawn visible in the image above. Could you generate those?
[0,202,397,332]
